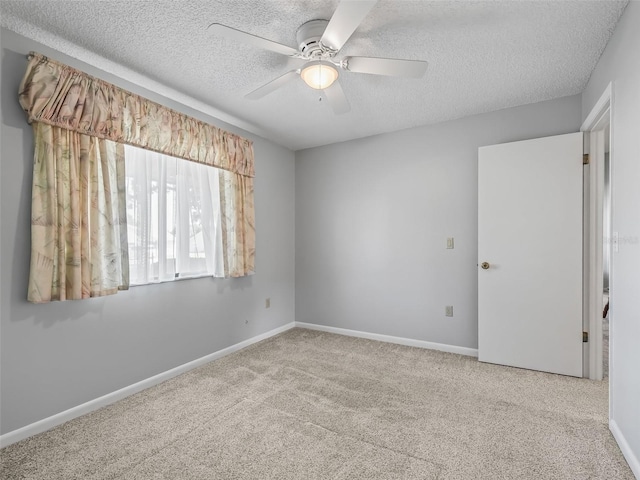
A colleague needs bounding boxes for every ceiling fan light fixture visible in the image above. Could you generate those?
[300,61,339,90]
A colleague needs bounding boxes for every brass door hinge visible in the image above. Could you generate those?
[583,331,589,343]
[583,154,590,165]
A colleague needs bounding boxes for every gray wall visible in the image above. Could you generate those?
[295,95,581,349]
[0,29,296,435]
[582,0,640,472]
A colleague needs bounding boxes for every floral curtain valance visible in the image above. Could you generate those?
[18,52,255,178]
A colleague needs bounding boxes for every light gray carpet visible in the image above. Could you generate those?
[0,328,633,479]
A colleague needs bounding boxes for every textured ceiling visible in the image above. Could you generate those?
[0,0,628,151]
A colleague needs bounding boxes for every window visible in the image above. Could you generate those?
[125,145,224,285]
[21,53,255,302]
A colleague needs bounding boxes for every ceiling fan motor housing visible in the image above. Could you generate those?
[296,19,330,57]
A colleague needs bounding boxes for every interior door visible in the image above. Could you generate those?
[478,132,583,377]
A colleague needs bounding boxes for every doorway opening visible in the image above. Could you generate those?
[602,123,611,378]
[581,83,612,389]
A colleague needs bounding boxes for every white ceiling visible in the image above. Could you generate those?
[0,0,628,151]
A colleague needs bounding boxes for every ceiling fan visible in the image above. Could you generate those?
[208,0,428,114]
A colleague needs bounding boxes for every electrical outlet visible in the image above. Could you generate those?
[446,237,454,249]
[265,298,271,309]
[445,305,454,317]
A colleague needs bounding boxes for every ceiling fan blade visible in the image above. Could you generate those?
[320,0,378,53]
[245,70,299,100]
[323,80,351,115]
[208,23,299,57]
[343,56,428,78]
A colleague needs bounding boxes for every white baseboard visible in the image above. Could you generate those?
[611,419,640,479]
[295,322,478,357]
[0,322,295,449]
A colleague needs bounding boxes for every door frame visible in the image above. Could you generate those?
[581,83,613,395]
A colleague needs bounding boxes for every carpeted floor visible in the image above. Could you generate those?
[0,328,633,479]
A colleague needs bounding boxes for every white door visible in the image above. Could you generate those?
[478,132,583,377]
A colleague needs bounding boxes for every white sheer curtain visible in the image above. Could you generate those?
[124,145,224,285]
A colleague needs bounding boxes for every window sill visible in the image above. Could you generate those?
[130,273,218,287]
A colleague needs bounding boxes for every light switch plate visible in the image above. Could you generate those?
[446,237,454,249]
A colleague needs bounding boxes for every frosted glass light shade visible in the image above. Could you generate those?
[300,61,339,90]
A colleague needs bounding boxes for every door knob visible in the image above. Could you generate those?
[481,262,490,270]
